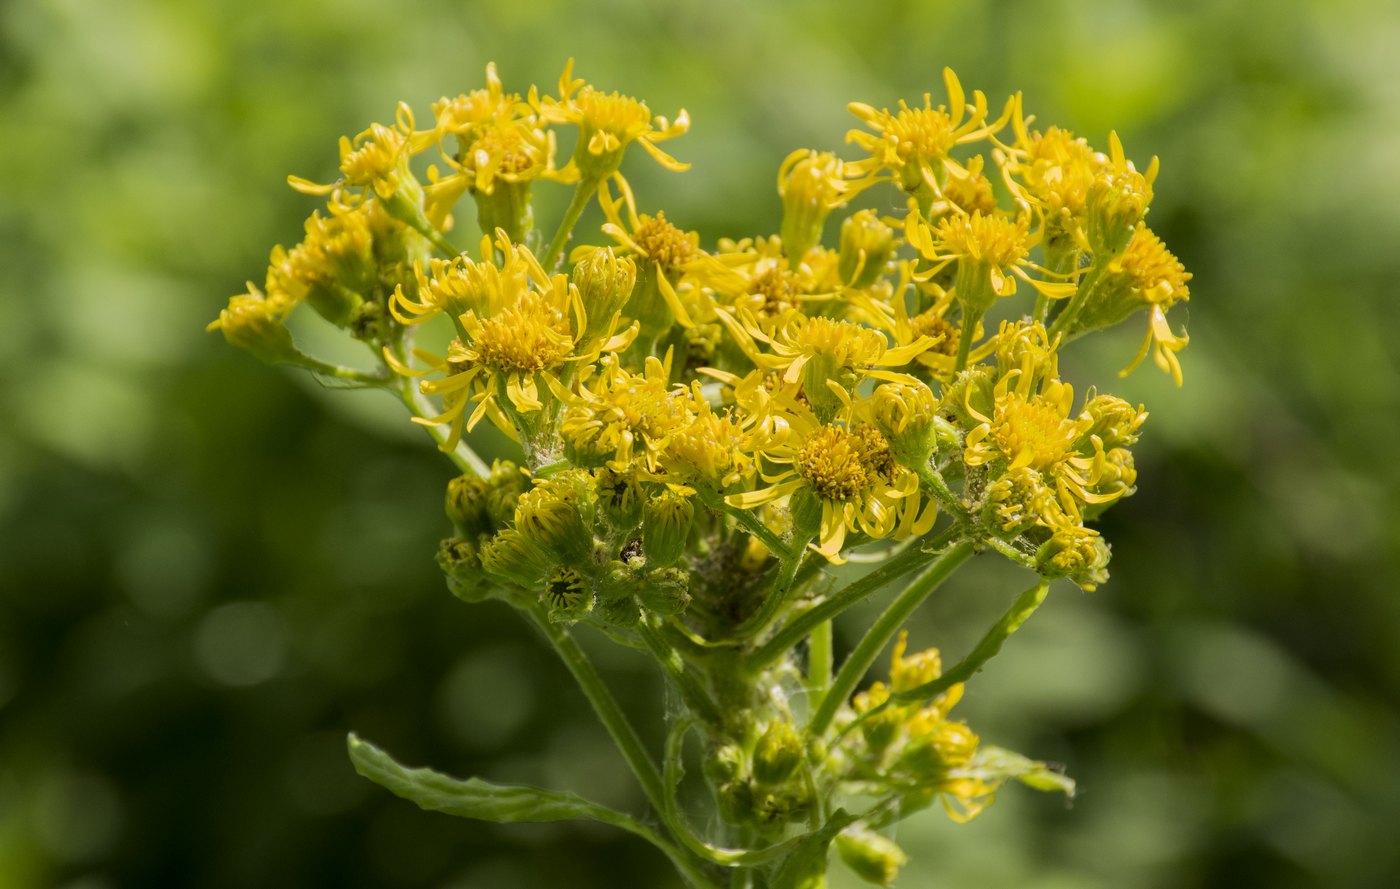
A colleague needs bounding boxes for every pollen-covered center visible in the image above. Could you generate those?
[468,125,539,176]
[793,317,886,367]
[909,311,959,356]
[633,212,694,269]
[749,266,800,317]
[340,125,404,185]
[578,89,651,140]
[936,212,1028,269]
[890,105,956,160]
[1115,227,1191,305]
[616,377,692,439]
[797,425,873,501]
[992,393,1072,470]
[472,295,573,373]
[851,424,896,483]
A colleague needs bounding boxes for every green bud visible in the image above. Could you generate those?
[637,567,690,616]
[474,179,534,245]
[480,528,552,588]
[594,592,640,628]
[544,567,594,622]
[514,470,596,563]
[838,209,895,288]
[641,489,694,568]
[716,780,755,826]
[573,248,637,339]
[436,536,494,603]
[703,743,746,786]
[445,474,494,538]
[779,149,848,266]
[485,462,530,531]
[208,294,301,365]
[595,467,645,532]
[752,720,804,785]
[1035,527,1111,591]
[835,827,908,888]
[868,381,939,467]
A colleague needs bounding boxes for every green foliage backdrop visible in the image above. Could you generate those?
[2,0,1398,886]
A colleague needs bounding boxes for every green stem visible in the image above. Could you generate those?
[638,618,723,726]
[839,578,1048,744]
[953,312,979,374]
[294,356,393,386]
[729,545,810,641]
[808,541,975,736]
[748,526,960,673]
[806,619,832,712]
[914,463,969,523]
[1047,262,1106,339]
[395,374,490,477]
[695,487,797,561]
[527,607,668,818]
[542,178,598,271]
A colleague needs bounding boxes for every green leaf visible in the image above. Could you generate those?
[349,733,620,823]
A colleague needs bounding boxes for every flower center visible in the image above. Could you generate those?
[993,394,1071,470]
[472,295,573,373]
[798,425,873,501]
[633,212,694,269]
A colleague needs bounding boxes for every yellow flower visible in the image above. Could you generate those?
[777,149,873,263]
[660,408,757,490]
[697,236,844,329]
[559,354,706,472]
[573,175,703,334]
[996,111,1103,257]
[846,68,1012,198]
[908,208,1074,315]
[533,59,689,183]
[289,103,434,203]
[727,417,935,562]
[387,231,636,449]
[1083,226,1192,385]
[715,309,936,420]
[1085,131,1158,256]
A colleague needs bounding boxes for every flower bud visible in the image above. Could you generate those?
[868,381,939,467]
[594,467,646,531]
[752,720,804,785]
[637,567,690,616]
[595,591,639,628]
[703,743,746,786]
[716,780,755,826]
[480,528,552,588]
[573,248,637,339]
[1035,526,1111,590]
[514,470,596,563]
[835,827,908,888]
[838,209,895,288]
[641,489,694,568]
[544,567,593,622]
[485,462,530,530]
[445,474,494,538]
[779,149,850,265]
[436,536,494,603]
[207,293,301,365]
[1081,393,1147,450]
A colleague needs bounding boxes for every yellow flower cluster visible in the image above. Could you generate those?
[216,65,1183,857]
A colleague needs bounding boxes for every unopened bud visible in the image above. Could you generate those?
[544,567,593,622]
[779,149,849,265]
[514,470,596,563]
[637,567,690,616]
[839,210,896,288]
[480,528,551,588]
[436,536,494,603]
[573,248,637,339]
[752,720,803,785]
[835,827,908,888]
[642,489,694,568]
[208,293,300,365]
[868,381,939,467]
[1035,527,1111,591]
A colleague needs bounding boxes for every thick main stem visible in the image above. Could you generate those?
[542,178,598,270]
[808,541,975,735]
[528,608,668,816]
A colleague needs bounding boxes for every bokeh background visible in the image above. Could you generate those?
[3,0,1399,886]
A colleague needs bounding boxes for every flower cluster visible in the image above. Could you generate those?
[216,63,1189,889]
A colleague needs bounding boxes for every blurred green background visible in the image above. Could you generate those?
[3,0,1399,886]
